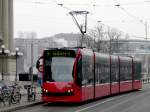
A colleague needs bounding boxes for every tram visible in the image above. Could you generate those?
[36,47,142,103]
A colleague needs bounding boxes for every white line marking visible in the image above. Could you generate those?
[74,98,115,112]
[102,91,150,112]
[74,90,150,112]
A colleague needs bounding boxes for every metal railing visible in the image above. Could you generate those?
[142,77,150,84]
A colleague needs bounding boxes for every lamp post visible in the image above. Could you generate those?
[1,45,5,80]
[0,45,10,80]
[10,48,23,83]
[15,47,19,83]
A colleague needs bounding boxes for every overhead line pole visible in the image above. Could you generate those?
[69,11,89,47]
[145,21,148,40]
[70,13,83,33]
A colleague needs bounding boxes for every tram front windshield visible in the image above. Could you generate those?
[44,50,75,82]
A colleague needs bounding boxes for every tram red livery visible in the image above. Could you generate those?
[36,47,142,103]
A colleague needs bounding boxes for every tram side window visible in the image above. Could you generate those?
[100,64,110,83]
[86,61,93,84]
[95,63,101,84]
[111,64,119,82]
[126,64,132,80]
[44,59,53,82]
[76,57,82,86]
[105,64,110,83]
[120,64,125,81]
[82,61,87,85]
[100,64,104,83]
[82,60,93,85]
[120,62,132,81]
[95,63,98,83]
[134,62,141,80]
[124,63,132,80]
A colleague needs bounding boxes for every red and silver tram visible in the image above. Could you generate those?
[36,47,142,103]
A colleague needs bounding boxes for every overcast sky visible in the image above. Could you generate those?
[14,0,150,39]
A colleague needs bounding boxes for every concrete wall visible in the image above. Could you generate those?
[0,0,14,51]
[0,0,15,81]
[0,55,16,81]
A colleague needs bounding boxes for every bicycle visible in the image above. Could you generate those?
[0,88,11,106]
[9,84,21,104]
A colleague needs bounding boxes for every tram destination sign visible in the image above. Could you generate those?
[44,50,76,57]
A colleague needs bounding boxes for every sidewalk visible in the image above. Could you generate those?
[0,93,43,112]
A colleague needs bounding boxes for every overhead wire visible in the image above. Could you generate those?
[113,0,149,40]
[113,0,147,24]
[15,0,149,39]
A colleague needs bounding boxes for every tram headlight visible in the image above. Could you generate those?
[67,89,74,93]
[68,90,71,93]
[70,89,74,92]
[43,89,48,93]
[45,90,48,93]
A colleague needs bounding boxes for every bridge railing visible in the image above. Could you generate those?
[142,77,150,84]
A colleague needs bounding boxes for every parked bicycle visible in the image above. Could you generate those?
[0,88,10,106]
[0,81,10,106]
[0,81,22,106]
[9,84,21,104]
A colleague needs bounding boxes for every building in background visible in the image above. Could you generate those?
[112,39,150,78]
[0,0,16,81]
[14,33,81,74]
[15,33,150,78]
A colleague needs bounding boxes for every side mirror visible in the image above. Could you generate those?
[36,56,43,73]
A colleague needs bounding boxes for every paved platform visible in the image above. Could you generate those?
[0,84,43,112]
[0,94,43,112]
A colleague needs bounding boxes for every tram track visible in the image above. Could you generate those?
[14,84,150,112]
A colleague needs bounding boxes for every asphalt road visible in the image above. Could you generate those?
[15,84,150,112]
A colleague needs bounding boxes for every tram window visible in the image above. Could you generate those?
[126,65,132,80]
[82,59,93,85]
[95,63,98,83]
[120,65,125,81]
[44,57,75,82]
[124,63,132,80]
[120,61,132,81]
[99,63,110,83]
[87,64,93,84]
[134,62,141,80]
[82,61,88,85]
[105,64,110,83]
[76,57,82,86]
[111,63,119,82]
[98,64,101,83]
[95,63,100,84]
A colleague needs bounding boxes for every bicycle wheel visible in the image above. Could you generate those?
[11,92,21,104]
[2,89,10,101]
[2,89,11,106]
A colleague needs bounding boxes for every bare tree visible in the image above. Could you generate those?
[85,24,122,54]
[82,34,94,49]
[87,24,108,52]
[107,27,122,54]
